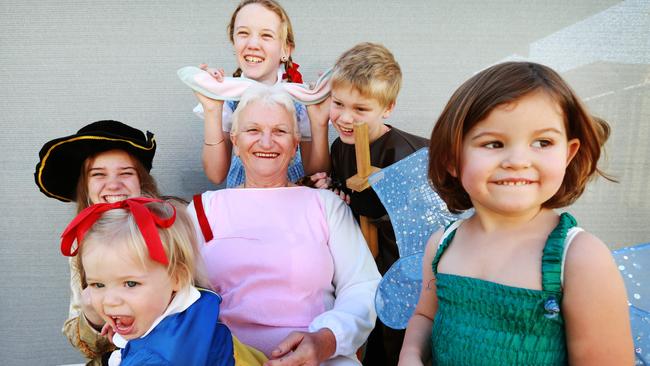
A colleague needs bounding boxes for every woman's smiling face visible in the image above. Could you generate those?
[232,100,299,187]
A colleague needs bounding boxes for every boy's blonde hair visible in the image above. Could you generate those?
[331,42,402,108]
[76,200,208,289]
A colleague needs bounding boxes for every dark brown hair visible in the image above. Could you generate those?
[75,150,160,213]
[428,61,612,213]
[227,0,298,82]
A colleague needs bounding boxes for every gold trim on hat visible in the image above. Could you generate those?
[37,135,156,202]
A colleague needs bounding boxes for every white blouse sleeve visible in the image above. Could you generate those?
[308,190,381,358]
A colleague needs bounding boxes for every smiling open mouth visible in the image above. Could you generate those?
[495,180,533,186]
[103,195,128,203]
[110,315,135,335]
[254,152,279,158]
[337,124,353,134]
[244,56,263,63]
[111,316,135,335]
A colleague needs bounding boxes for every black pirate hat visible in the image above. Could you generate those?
[34,120,156,202]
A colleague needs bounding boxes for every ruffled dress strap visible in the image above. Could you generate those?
[541,212,578,293]
[431,220,464,275]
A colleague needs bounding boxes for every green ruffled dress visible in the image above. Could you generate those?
[430,213,578,365]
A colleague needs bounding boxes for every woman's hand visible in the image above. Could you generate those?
[264,328,336,366]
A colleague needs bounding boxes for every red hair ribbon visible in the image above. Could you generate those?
[282,61,303,84]
[60,197,175,265]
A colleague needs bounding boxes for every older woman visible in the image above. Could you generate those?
[189,85,381,366]
[35,120,159,365]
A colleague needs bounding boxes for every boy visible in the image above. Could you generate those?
[314,42,428,366]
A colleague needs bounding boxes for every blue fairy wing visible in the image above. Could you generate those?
[613,242,650,364]
[369,148,458,258]
[374,252,425,329]
[369,148,470,329]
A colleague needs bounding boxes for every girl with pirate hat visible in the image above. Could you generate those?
[35,120,159,365]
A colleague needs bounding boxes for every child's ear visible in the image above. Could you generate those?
[566,138,580,166]
[171,272,185,292]
[382,102,395,119]
[282,45,293,62]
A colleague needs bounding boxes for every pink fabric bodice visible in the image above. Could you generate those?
[201,187,334,356]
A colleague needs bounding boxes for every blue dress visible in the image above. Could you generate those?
[119,289,235,366]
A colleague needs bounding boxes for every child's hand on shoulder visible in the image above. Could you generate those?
[333,187,351,205]
[308,172,331,189]
[299,172,351,204]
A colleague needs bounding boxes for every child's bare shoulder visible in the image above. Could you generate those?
[563,230,619,286]
[423,227,448,262]
[565,231,613,268]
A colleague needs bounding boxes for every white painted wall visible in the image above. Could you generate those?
[1,1,647,364]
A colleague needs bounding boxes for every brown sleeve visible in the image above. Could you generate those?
[62,314,115,361]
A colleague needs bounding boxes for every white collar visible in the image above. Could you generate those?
[112,285,201,348]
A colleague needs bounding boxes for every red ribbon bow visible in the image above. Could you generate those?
[60,197,175,265]
[282,62,303,84]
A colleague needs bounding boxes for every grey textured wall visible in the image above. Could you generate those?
[1,1,648,364]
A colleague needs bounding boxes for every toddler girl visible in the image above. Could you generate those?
[399,61,633,365]
[61,197,266,365]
